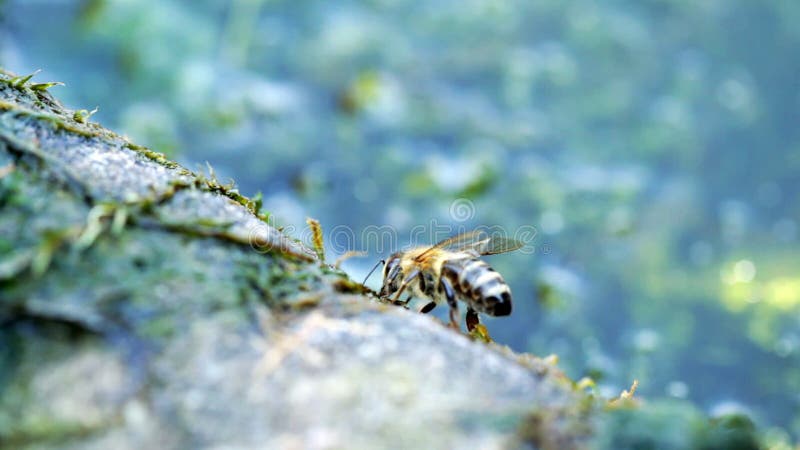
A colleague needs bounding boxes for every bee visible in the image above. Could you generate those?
[376,230,523,332]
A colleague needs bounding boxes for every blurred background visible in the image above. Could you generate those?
[2,0,798,440]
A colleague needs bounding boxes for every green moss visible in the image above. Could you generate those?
[123,143,180,169]
[1,413,105,447]
[0,100,18,111]
[7,70,40,88]
[0,321,112,445]
[29,82,65,92]
[2,71,272,235]
[137,314,180,339]
[695,415,761,450]
[0,143,318,340]
[31,228,77,277]
[0,102,98,139]
[0,167,22,209]
[592,400,762,450]
[516,389,594,450]
[195,169,266,219]
[332,276,375,296]
[72,107,98,124]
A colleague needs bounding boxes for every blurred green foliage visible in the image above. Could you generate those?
[2,0,799,440]
[594,402,762,450]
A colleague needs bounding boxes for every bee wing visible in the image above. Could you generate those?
[414,230,483,260]
[416,230,524,260]
[468,235,525,255]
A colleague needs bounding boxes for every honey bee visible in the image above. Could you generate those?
[377,230,523,332]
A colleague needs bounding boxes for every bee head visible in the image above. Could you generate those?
[379,252,403,298]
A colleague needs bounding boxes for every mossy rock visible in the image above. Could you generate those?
[0,69,764,449]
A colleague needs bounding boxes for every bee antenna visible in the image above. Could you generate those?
[362,259,385,285]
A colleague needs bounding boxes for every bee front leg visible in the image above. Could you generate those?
[394,295,412,307]
[439,277,459,330]
[390,269,420,304]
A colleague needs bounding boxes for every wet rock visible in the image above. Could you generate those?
[0,70,764,450]
[0,70,589,450]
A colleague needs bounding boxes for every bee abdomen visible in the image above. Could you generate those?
[443,259,512,316]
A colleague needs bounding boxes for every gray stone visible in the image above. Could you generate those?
[0,69,593,450]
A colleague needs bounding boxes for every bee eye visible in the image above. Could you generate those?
[383,257,400,280]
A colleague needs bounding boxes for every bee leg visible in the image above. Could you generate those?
[439,277,460,330]
[420,302,437,314]
[390,269,420,304]
[394,295,412,307]
[466,307,480,332]
[448,308,459,330]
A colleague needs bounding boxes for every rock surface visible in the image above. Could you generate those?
[0,70,593,450]
[0,70,766,450]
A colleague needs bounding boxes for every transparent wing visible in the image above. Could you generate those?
[415,230,524,260]
[469,234,525,255]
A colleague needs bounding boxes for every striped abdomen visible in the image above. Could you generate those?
[442,258,512,316]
